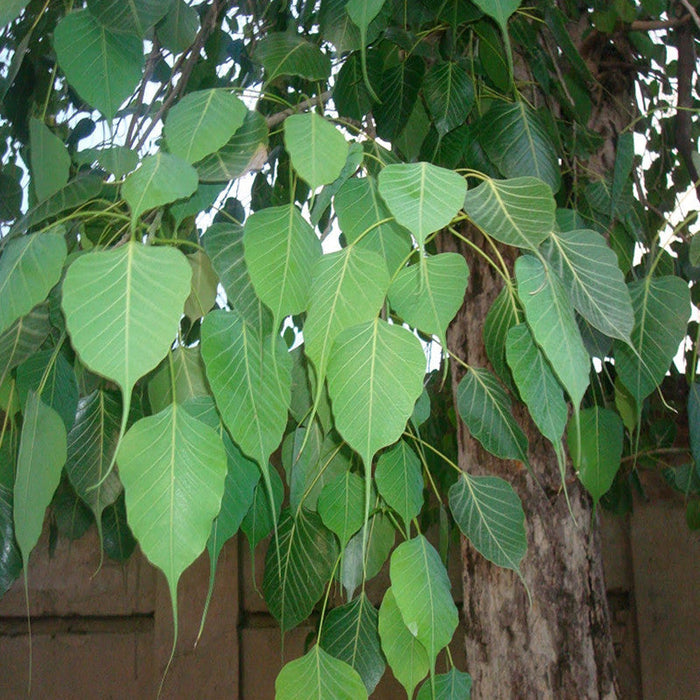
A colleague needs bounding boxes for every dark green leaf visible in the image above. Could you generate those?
[156,0,200,54]
[0,304,51,385]
[101,493,136,562]
[375,440,424,530]
[240,467,283,550]
[423,61,474,136]
[254,33,331,83]
[416,669,472,699]
[88,0,172,36]
[374,57,425,142]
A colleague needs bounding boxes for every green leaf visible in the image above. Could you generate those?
[374,57,425,142]
[614,276,691,404]
[462,176,555,251]
[29,118,70,202]
[148,346,210,413]
[334,51,382,121]
[480,102,561,193]
[506,324,567,445]
[318,471,365,548]
[449,472,527,571]
[101,493,136,562]
[0,1,30,28]
[156,0,200,54]
[471,0,521,29]
[52,477,93,541]
[170,183,225,230]
[375,440,424,530]
[14,391,67,565]
[456,367,529,465]
[541,229,634,341]
[0,165,23,222]
[390,535,458,670]
[327,318,426,469]
[515,255,589,407]
[0,441,22,597]
[54,10,144,118]
[87,0,172,36]
[0,304,51,384]
[122,152,198,226]
[345,0,387,29]
[0,230,67,334]
[62,242,192,402]
[196,111,269,182]
[567,407,623,503]
[184,250,218,320]
[334,177,412,276]
[202,223,272,332]
[118,403,227,641]
[416,669,472,700]
[240,468,283,550]
[483,286,520,389]
[165,90,248,164]
[254,32,331,83]
[423,61,474,136]
[378,587,430,698]
[77,146,139,178]
[284,113,349,189]
[378,162,466,251]
[388,253,469,351]
[319,593,385,694]
[263,508,339,632]
[243,204,322,331]
[276,645,368,700]
[689,383,700,468]
[320,0,388,53]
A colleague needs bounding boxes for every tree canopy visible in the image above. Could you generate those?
[0,0,698,697]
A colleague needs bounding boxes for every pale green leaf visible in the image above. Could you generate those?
[614,276,691,403]
[375,439,424,530]
[184,250,218,320]
[319,593,385,694]
[243,204,322,330]
[276,645,368,700]
[456,367,529,465]
[122,152,198,225]
[567,407,623,503]
[515,255,589,407]
[148,346,210,413]
[471,0,521,29]
[29,118,70,202]
[423,60,474,136]
[449,472,526,571]
[284,113,349,189]
[346,0,387,30]
[165,89,248,164]
[416,669,472,699]
[378,587,429,698]
[254,32,331,83]
[263,508,339,632]
[541,229,634,341]
[318,471,365,548]
[54,10,144,118]
[378,162,467,250]
[390,535,458,669]
[14,391,67,565]
[87,0,171,36]
[462,176,555,251]
[0,231,66,334]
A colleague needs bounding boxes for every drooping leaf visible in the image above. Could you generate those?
[184,251,218,320]
[388,253,469,350]
[169,183,225,230]
[483,285,520,389]
[254,32,331,83]
[334,51,382,121]
[263,508,339,632]
[101,492,136,562]
[515,255,589,407]
[122,152,198,226]
[0,230,67,334]
[0,439,22,597]
[87,0,172,36]
[423,60,474,136]
[284,113,349,189]
[320,0,388,53]
[390,535,458,670]
[156,0,200,54]
[541,228,634,341]
[375,440,424,530]
[53,10,144,118]
[378,162,466,251]
[449,472,527,571]
[374,57,425,142]
[148,346,210,413]
[456,367,529,465]
[276,645,368,700]
[334,177,412,275]
[14,391,67,566]
[416,669,473,700]
[471,0,521,30]
[0,304,51,385]
[240,468,283,552]
[318,471,366,548]
[319,593,385,694]
[29,118,70,202]
[378,587,430,698]
[567,407,623,503]
[462,176,555,251]
[51,476,93,541]
[244,204,322,331]
[614,276,691,404]
[164,89,248,164]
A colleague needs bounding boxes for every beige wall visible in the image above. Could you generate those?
[1,488,698,698]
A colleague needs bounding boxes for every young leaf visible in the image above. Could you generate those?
[515,255,589,408]
[390,535,459,671]
[567,407,623,503]
[416,669,473,699]
[378,587,430,698]
[378,162,467,251]
[462,176,555,251]
[284,112,349,189]
[254,32,331,83]
[0,230,67,334]
[14,391,67,566]
[164,89,247,164]
[275,645,368,700]
[318,471,366,548]
[423,60,474,136]
[29,118,70,201]
[449,472,527,572]
[456,367,529,465]
[262,508,339,632]
[319,593,385,694]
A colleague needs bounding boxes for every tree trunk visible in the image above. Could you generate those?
[442,232,619,699]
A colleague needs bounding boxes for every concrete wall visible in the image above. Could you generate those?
[1,488,698,698]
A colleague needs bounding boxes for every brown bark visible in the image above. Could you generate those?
[441,232,618,699]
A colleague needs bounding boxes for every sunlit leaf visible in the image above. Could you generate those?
[156,0,199,53]
[375,440,424,530]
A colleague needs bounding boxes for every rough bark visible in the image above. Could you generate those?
[442,232,618,699]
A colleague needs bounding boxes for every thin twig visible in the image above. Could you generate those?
[265,90,334,128]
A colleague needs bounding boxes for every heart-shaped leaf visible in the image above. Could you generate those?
[317,471,365,548]
[87,0,171,36]
[416,669,473,700]
[375,439,424,530]
[423,60,474,136]
[254,32,331,83]
[29,118,70,201]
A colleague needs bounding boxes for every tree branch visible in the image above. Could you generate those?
[265,90,334,128]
